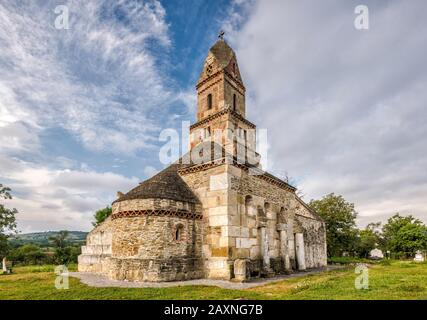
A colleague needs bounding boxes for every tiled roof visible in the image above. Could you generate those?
[209,39,235,69]
[113,164,200,204]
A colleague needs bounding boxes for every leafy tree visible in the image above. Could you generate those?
[48,231,81,264]
[382,214,427,256]
[0,184,18,258]
[49,231,71,264]
[49,230,69,248]
[53,247,73,264]
[357,222,382,258]
[93,206,112,226]
[309,193,359,257]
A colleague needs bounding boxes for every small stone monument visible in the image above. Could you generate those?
[2,257,8,274]
[233,259,250,282]
[369,248,384,260]
[414,250,425,262]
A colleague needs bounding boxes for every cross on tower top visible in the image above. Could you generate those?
[218,30,225,40]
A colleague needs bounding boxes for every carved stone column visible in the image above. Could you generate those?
[295,233,306,271]
[277,223,291,272]
[260,226,269,270]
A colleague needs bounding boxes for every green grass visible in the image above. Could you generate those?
[328,256,373,264]
[1,261,426,300]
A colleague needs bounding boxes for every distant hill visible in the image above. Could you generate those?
[10,231,88,247]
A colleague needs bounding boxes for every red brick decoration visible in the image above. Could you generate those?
[112,209,202,220]
[190,107,256,131]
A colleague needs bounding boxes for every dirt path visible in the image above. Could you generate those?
[69,266,344,290]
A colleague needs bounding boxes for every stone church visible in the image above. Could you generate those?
[78,37,327,282]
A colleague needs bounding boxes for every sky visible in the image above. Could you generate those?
[0,0,426,233]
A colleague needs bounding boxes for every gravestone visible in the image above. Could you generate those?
[414,251,425,262]
[369,248,384,260]
[2,257,8,273]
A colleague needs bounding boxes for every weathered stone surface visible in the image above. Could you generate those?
[233,259,250,282]
[78,37,327,283]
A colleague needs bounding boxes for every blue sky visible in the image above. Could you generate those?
[1,0,426,232]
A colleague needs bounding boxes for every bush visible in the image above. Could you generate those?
[328,256,372,265]
[52,246,81,264]
[7,244,48,265]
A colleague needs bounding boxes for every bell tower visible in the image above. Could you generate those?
[189,33,258,160]
[196,35,246,120]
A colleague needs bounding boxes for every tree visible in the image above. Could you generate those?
[93,206,112,226]
[48,231,80,264]
[49,231,71,264]
[309,193,359,257]
[49,230,69,248]
[8,244,46,265]
[0,184,18,258]
[382,214,427,256]
[357,222,382,258]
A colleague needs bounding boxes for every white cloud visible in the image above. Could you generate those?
[225,0,427,226]
[0,1,199,232]
[2,157,138,232]
[0,0,177,155]
[143,165,159,178]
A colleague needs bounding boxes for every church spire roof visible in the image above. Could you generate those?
[209,38,236,69]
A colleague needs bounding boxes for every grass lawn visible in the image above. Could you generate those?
[0,261,426,300]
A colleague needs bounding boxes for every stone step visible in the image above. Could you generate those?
[78,253,111,265]
[81,245,112,255]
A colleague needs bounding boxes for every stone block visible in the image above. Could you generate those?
[219,236,229,247]
[203,245,211,258]
[247,217,257,228]
[229,213,240,226]
[251,228,257,237]
[233,259,249,282]
[206,196,220,208]
[222,226,240,237]
[226,165,242,178]
[210,173,230,191]
[236,237,255,249]
[250,246,261,259]
[211,247,228,257]
[209,215,228,226]
[240,227,250,238]
[209,206,228,216]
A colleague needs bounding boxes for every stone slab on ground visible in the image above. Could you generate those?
[69,266,343,290]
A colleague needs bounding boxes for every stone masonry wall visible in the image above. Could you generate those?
[78,216,113,273]
[181,163,327,280]
[229,165,327,273]
[107,198,203,282]
[181,165,234,279]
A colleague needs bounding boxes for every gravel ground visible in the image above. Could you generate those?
[69,266,342,289]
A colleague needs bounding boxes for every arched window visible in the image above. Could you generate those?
[264,202,270,212]
[279,207,287,224]
[257,205,266,219]
[175,224,184,241]
[207,94,212,110]
[245,195,253,215]
[205,127,211,139]
[233,94,237,111]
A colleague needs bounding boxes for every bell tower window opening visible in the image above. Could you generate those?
[204,127,211,139]
[175,224,184,241]
[207,94,213,110]
[233,94,237,111]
